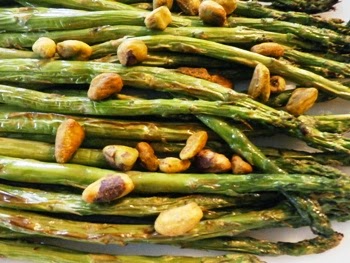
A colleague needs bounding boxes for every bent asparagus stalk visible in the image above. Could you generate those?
[0,155,349,195]
[0,240,264,263]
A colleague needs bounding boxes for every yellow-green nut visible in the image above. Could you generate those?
[250,43,285,58]
[103,145,139,171]
[153,0,173,10]
[206,0,237,15]
[144,6,173,30]
[199,0,227,27]
[82,173,134,203]
[270,75,286,93]
[117,39,148,66]
[32,37,56,59]
[247,63,271,103]
[286,87,319,116]
[154,202,203,236]
[176,0,201,16]
[56,40,92,61]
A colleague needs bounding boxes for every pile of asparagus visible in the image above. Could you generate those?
[0,0,349,262]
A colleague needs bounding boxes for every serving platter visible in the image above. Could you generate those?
[0,0,349,262]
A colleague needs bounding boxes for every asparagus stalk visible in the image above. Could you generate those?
[0,135,346,178]
[283,48,350,77]
[15,0,138,11]
[227,17,350,53]
[0,24,315,51]
[185,232,343,256]
[0,240,263,263]
[1,83,350,154]
[0,203,304,244]
[0,155,349,195]
[0,7,199,32]
[235,1,349,34]
[258,0,340,14]
[197,115,285,174]
[0,183,274,217]
[0,111,211,142]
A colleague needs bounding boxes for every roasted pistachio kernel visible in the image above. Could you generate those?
[286,87,319,116]
[231,155,253,174]
[176,0,201,15]
[270,75,287,93]
[159,157,191,173]
[154,202,203,236]
[207,0,237,14]
[117,39,148,66]
[144,6,172,30]
[56,40,92,61]
[82,173,134,203]
[103,145,139,171]
[32,37,56,59]
[195,149,231,173]
[251,43,285,58]
[153,0,173,9]
[180,131,208,160]
[176,67,212,81]
[247,63,271,102]
[55,119,85,164]
[136,142,159,171]
[88,73,123,101]
[199,0,227,26]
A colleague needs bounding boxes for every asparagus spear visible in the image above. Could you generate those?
[0,24,315,51]
[15,0,138,11]
[227,17,350,53]
[0,183,274,217]
[0,7,199,32]
[185,232,343,256]
[283,48,350,77]
[1,83,350,154]
[235,1,349,34]
[197,115,285,174]
[0,240,263,263]
[257,0,340,14]
[0,155,349,195]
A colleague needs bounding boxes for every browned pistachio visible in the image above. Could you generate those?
[32,37,56,59]
[250,43,285,58]
[55,119,85,164]
[195,149,231,173]
[153,0,174,9]
[286,87,319,116]
[247,63,271,102]
[103,145,139,171]
[199,0,227,26]
[56,40,92,61]
[145,6,173,30]
[136,142,159,172]
[180,131,208,160]
[176,0,201,15]
[154,202,203,236]
[82,173,134,203]
[159,157,191,173]
[270,75,287,93]
[231,155,253,174]
[208,0,237,15]
[117,39,148,66]
[87,73,123,101]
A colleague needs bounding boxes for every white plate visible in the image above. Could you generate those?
[1,1,350,262]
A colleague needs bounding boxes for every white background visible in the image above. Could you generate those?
[1,0,350,262]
